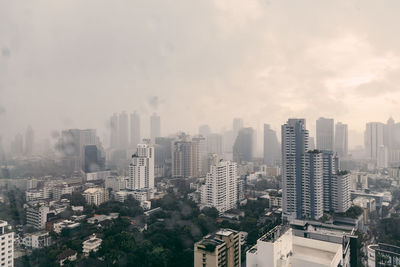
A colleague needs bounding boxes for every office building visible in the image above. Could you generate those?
[172,134,199,178]
[201,160,238,213]
[263,124,280,166]
[335,122,348,158]
[364,122,385,161]
[281,119,309,221]
[0,221,14,267]
[316,117,334,151]
[233,127,254,163]
[194,229,240,267]
[82,188,109,206]
[128,142,155,189]
[130,111,141,149]
[26,205,49,230]
[150,113,161,142]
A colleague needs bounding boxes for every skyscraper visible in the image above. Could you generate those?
[232,118,244,140]
[193,136,208,177]
[316,117,334,151]
[84,145,105,173]
[25,126,34,156]
[233,127,253,163]
[109,113,118,149]
[150,113,161,142]
[172,134,198,178]
[201,160,238,213]
[118,111,129,149]
[281,119,309,220]
[130,111,141,148]
[364,122,385,161]
[207,133,223,156]
[128,142,154,189]
[263,124,280,166]
[334,122,348,158]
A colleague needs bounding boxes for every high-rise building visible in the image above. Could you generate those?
[172,134,199,178]
[118,111,129,149]
[316,117,334,151]
[25,126,34,156]
[194,229,240,267]
[233,118,244,140]
[364,122,385,161]
[281,119,309,220]
[193,136,208,177]
[154,137,173,177]
[59,129,104,171]
[150,113,161,142]
[263,124,280,166]
[109,113,119,149]
[199,124,211,137]
[207,133,223,157]
[130,111,141,149]
[233,127,253,163]
[302,151,324,220]
[335,122,348,158]
[84,145,105,173]
[201,160,238,213]
[332,172,351,213]
[128,142,155,189]
[0,220,14,267]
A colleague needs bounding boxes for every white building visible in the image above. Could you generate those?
[247,226,343,267]
[201,160,238,213]
[105,176,128,192]
[26,205,49,230]
[128,143,154,190]
[115,189,153,210]
[22,231,51,249]
[53,220,81,234]
[83,188,109,206]
[82,234,102,256]
[0,221,14,267]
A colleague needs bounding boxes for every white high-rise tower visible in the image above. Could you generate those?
[128,142,154,189]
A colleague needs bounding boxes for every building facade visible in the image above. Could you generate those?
[128,142,154,189]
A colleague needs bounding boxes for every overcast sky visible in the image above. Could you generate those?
[1,0,400,149]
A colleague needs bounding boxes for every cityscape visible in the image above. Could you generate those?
[1,1,400,267]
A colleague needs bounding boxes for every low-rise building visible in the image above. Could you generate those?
[53,220,81,234]
[57,249,77,266]
[82,234,102,255]
[368,243,400,267]
[22,231,51,249]
[26,205,49,230]
[83,188,109,206]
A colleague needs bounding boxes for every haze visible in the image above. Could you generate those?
[1,0,400,149]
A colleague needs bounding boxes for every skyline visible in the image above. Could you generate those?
[2,0,400,148]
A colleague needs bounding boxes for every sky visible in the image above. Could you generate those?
[1,0,400,150]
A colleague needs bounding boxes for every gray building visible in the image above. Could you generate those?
[316,117,334,151]
[263,124,280,166]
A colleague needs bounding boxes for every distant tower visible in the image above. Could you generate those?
[109,114,118,149]
[150,113,161,142]
[118,111,129,149]
[232,118,244,140]
[316,117,334,151]
[335,122,348,158]
[25,126,34,156]
[130,111,141,148]
[198,125,211,137]
[263,124,280,166]
[364,122,385,161]
[233,127,253,163]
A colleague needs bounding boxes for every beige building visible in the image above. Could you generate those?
[194,229,240,267]
[83,187,109,206]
